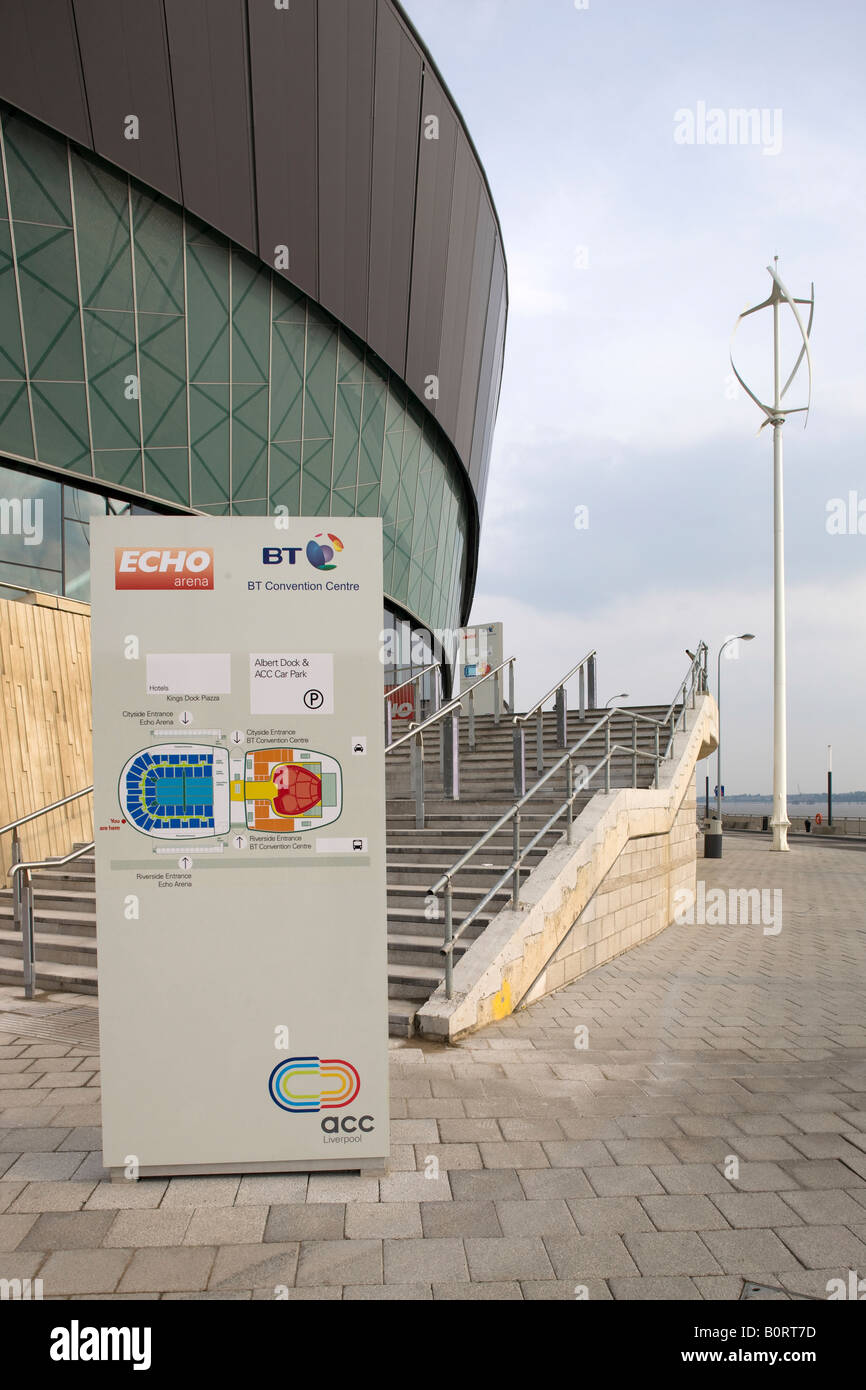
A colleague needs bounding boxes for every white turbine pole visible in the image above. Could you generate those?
[730,257,813,855]
[771,261,789,851]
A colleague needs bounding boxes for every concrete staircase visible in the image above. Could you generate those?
[384,706,670,1034]
[0,707,672,1036]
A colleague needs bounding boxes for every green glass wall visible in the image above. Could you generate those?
[0,107,469,634]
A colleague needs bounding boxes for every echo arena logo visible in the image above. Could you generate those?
[268,1056,374,1135]
[114,548,214,590]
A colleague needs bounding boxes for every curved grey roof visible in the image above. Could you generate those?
[0,0,507,525]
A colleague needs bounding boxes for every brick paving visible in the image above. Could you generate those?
[1,836,865,1300]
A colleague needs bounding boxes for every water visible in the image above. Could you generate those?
[704,798,866,819]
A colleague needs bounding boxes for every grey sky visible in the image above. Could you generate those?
[404,0,866,793]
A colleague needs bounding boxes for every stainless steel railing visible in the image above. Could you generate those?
[1,786,94,999]
[383,661,442,746]
[385,657,516,829]
[430,642,708,997]
[512,650,597,791]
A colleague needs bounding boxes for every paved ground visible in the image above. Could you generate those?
[2,836,866,1300]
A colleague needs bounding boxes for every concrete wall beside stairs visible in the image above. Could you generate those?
[417,694,718,1040]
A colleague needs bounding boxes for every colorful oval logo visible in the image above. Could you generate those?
[269,1056,360,1112]
[306,533,344,571]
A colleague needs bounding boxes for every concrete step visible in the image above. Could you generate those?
[387,881,512,910]
[0,955,98,994]
[387,962,443,1000]
[0,887,95,917]
[387,934,469,968]
[386,860,534,883]
[0,904,97,938]
[388,999,418,1037]
[0,928,96,968]
[386,905,493,932]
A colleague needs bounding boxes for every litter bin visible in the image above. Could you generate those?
[761,815,769,832]
[704,815,723,859]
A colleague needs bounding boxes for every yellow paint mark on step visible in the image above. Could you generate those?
[491,980,511,1020]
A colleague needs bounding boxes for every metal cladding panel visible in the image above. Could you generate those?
[0,0,91,146]
[405,70,458,412]
[163,0,256,253]
[72,0,181,202]
[317,0,376,340]
[248,0,318,298]
[435,132,481,443]
[469,239,507,509]
[455,194,496,465]
[0,0,507,538]
[367,2,421,378]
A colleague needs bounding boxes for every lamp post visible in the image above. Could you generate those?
[605,693,629,708]
[705,634,755,858]
[827,744,832,827]
[730,259,813,853]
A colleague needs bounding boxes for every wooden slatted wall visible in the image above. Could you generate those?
[0,594,93,881]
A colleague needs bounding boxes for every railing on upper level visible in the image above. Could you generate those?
[385,657,517,829]
[512,650,597,793]
[429,642,709,997]
[383,661,442,747]
[1,787,94,999]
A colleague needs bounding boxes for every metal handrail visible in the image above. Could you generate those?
[385,656,516,830]
[9,843,95,879]
[0,785,94,839]
[385,655,516,753]
[382,661,441,700]
[8,842,95,1001]
[2,786,95,999]
[517,649,597,724]
[512,650,597,785]
[430,641,709,997]
[383,662,442,746]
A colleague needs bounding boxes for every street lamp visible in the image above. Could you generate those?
[605,693,629,708]
[705,634,755,858]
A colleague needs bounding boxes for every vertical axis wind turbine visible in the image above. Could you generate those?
[730,259,814,853]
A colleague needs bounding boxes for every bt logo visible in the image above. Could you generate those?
[262,533,344,571]
[306,532,343,571]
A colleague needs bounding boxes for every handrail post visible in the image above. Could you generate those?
[21,869,35,1000]
[513,724,525,798]
[442,713,459,801]
[654,725,660,787]
[555,684,566,748]
[411,734,424,830]
[566,758,574,845]
[681,683,688,731]
[11,829,22,935]
[604,721,611,792]
[508,659,514,715]
[588,654,597,711]
[384,698,393,749]
[444,882,454,999]
[494,669,501,726]
[578,665,585,720]
[468,689,476,752]
[632,719,638,786]
[536,709,544,776]
[512,811,521,908]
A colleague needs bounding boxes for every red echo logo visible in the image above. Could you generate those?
[114,548,214,591]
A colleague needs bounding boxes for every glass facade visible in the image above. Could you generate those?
[0,460,164,603]
[0,106,470,634]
